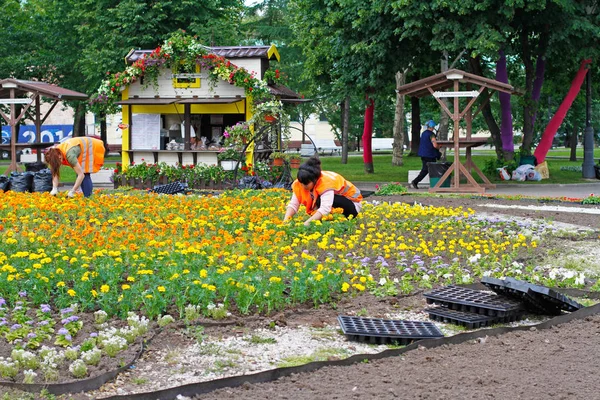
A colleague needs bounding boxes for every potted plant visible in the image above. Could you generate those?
[269,151,286,167]
[218,148,242,171]
[223,122,252,148]
[288,154,302,169]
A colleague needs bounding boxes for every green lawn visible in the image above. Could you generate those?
[1,150,597,185]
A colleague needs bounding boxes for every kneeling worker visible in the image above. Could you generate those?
[284,156,362,226]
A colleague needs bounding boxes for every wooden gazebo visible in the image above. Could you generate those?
[0,79,88,175]
[397,69,520,193]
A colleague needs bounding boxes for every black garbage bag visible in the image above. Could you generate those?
[33,169,53,192]
[428,162,452,178]
[25,161,48,172]
[10,171,35,192]
[238,176,262,190]
[0,176,10,192]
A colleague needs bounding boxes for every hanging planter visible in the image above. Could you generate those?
[220,160,237,171]
[264,115,277,123]
[289,159,301,169]
[272,157,284,167]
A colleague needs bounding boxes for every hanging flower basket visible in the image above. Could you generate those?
[272,157,284,167]
[264,115,277,123]
[289,159,301,169]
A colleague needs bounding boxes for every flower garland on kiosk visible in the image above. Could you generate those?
[90,30,288,149]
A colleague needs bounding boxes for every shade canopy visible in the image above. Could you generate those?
[396,69,520,98]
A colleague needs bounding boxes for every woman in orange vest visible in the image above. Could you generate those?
[45,137,105,197]
[284,156,363,226]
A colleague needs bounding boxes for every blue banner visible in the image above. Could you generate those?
[1,125,73,145]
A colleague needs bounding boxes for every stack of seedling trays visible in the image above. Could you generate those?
[481,276,583,315]
[150,181,188,195]
[424,285,525,329]
[338,315,444,345]
[425,279,584,329]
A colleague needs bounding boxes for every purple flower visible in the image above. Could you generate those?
[0,298,5,306]
[60,307,73,315]
[58,328,69,335]
[10,324,22,331]
[68,316,79,323]
[27,333,37,339]
[13,306,23,312]
[65,334,72,341]
[90,332,98,338]
[16,301,23,306]
[25,320,34,325]
[404,268,413,274]
[18,291,27,298]
[37,321,49,326]
[40,304,51,313]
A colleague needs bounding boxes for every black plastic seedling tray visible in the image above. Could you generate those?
[151,181,188,195]
[337,315,444,345]
[423,285,524,317]
[481,277,583,314]
[426,306,523,330]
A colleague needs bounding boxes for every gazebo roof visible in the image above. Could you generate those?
[396,69,521,98]
[125,44,281,64]
[0,79,88,101]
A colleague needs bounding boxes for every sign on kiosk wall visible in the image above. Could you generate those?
[131,114,161,150]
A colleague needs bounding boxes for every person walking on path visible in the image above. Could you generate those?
[45,137,105,197]
[284,156,363,226]
[411,120,441,189]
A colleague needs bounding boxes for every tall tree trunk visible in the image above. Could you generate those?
[410,95,420,156]
[521,28,535,154]
[530,55,546,129]
[469,56,503,159]
[341,97,349,164]
[496,50,514,157]
[570,122,578,161]
[392,70,407,166]
[362,95,374,173]
[72,103,86,137]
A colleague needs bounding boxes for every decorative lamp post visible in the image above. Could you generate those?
[582,65,595,179]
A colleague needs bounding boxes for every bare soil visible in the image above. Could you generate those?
[196,315,600,400]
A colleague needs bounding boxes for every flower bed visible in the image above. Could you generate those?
[0,190,592,387]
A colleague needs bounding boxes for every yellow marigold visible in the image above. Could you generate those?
[157,286,166,292]
[341,282,350,292]
[122,284,131,290]
[100,284,110,293]
[56,281,65,288]
[67,289,76,297]
[269,276,282,283]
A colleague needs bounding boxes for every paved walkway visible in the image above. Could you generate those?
[353,181,600,199]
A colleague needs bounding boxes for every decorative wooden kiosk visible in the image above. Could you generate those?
[396,69,520,193]
[0,79,88,175]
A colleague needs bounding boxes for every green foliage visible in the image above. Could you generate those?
[582,194,600,205]
[374,182,408,196]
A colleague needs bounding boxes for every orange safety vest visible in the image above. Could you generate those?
[292,171,363,215]
[57,137,105,174]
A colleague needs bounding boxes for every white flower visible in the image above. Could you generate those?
[462,274,471,283]
[443,273,453,279]
[469,254,481,263]
[482,271,491,277]
[549,269,558,280]
[562,270,576,280]
[422,274,430,281]
[379,277,387,286]
[575,273,585,286]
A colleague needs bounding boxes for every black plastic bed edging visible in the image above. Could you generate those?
[0,339,146,395]
[98,302,600,400]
